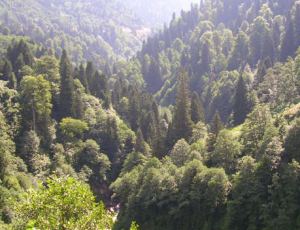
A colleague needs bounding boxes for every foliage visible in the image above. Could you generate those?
[60,117,88,139]
[13,177,113,229]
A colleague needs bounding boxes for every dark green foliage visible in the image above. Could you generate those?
[1,59,16,88]
[1,1,300,229]
[91,71,110,108]
[281,20,295,61]
[191,92,205,124]
[59,50,75,119]
[233,75,248,125]
[285,118,300,162]
[168,69,193,144]
[295,2,300,48]
[211,111,224,136]
[77,63,89,93]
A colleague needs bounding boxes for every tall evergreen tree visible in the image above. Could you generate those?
[200,40,212,74]
[59,50,75,119]
[191,91,205,124]
[169,69,193,143]
[1,59,16,88]
[295,2,300,48]
[92,71,109,107]
[145,58,162,93]
[135,128,147,155]
[78,63,89,93]
[85,61,95,92]
[281,20,295,61]
[233,75,248,125]
[17,40,34,67]
[211,111,224,136]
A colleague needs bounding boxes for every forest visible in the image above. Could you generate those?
[1,0,300,229]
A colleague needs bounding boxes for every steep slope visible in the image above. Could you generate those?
[0,0,148,67]
[134,0,300,122]
[119,0,199,28]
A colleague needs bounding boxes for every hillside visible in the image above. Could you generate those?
[0,0,147,67]
[1,0,300,230]
[132,0,300,121]
[119,0,199,28]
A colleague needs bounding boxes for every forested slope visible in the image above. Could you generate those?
[0,0,146,67]
[130,0,300,121]
[1,0,300,230]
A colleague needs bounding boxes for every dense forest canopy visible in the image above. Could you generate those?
[1,0,300,229]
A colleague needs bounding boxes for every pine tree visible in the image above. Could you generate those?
[92,71,109,107]
[169,69,193,143]
[295,2,300,48]
[233,75,248,125]
[191,91,205,124]
[211,111,224,136]
[17,40,34,67]
[145,58,162,93]
[59,50,75,119]
[78,63,89,93]
[1,59,16,88]
[200,40,212,74]
[135,128,147,155]
[85,61,95,92]
[281,20,295,61]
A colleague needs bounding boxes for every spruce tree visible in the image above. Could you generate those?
[170,69,193,143]
[145,59,162,93]
[85,61,95,92]
[18,40,34,67]
[191,91,205,124]
[1,59,16,88]
[233,75,248,125]
[281,20,295,61]
[78,63,89,93]
[135,128,147,155]
[200,40,211,74]
[211,111,224,136]
[59,50,75,119]
[295,2,300,48]
[92,71,109,107]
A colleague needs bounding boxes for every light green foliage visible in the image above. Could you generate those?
[60,117,88,139]
[0,111,15,179]
[0,81,20,136]
[112,156,230,229]
[20,75,52,119]
[34,55,60,97]
[76,140,111,181]
[130,221,139,230]
[13,177,113,230]
[170,139,191,166]
[241,105,278,159]
[210,129,242,174]
[285,118,300,162]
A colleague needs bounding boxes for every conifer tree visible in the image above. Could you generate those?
[211,111,224,136]
[281,20,295,61]
[92,71,109,107]
[191,91,205,124]
[59,50,75,119]
[18,40,34,67]
[170,69,193,143]
[85,61,95,92]
[135,128,147,155]
[78,63,89,93]
[200,40,212,74]
[1,59,16,88]
[295,2,300,48]
[145,59,162,93]
[233,75,248,125]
